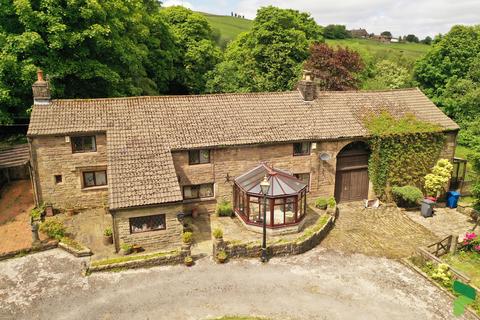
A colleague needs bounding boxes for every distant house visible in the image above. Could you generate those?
[27,70,459,252]
[350,29,369,38]
[371,34,391,43]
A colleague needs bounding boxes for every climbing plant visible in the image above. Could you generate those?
[364,112,445,199]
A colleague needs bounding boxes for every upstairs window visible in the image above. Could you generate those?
[189,149,210,165]
[72,136,96,153]
[293,142,311,156]
[83,170,107,188]
[183,183,214,200]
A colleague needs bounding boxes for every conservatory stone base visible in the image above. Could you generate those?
[235,212,307,236]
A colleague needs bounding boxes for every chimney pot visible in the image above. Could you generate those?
[32,69,51,105]
[298,70,316,101]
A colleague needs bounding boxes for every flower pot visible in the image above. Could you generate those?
[103,235,113,245]
[184,257,194,267]
[45,205,54,217]
[191,208,199,218]
[65,208,74,216]
[217,256,227,264]
[120,248,132,255]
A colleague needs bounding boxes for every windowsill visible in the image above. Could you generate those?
[130,228,166,235]
[188,162,212,166]
[72,151,97,155]
[293,154,311,157]
[81,185,108,191]
[182,196,216,204]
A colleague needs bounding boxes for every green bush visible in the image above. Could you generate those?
[182,231,193,243]
[216,250,227,261]
[392,185,423,207]
[120,243,133,252]
[39,219,66,240]
[30,203,46,220]
[216,199,233,217]
[315,198,328,209]
[212,228,223,239]
[104,228,112,237]
[327,197,336,208]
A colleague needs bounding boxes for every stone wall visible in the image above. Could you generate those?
[30,134,108,210]
[112,204,183,252]
[213,214,335,260]
[172,140,357,213]
[439,131,457,161]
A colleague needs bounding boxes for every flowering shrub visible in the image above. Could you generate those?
[424,159,453,197]
[462,232,480,253]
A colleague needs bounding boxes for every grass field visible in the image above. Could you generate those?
[201,12,253,45]
[326,38,431,59]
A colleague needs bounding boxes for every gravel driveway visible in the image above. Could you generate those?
[0,248,473,320]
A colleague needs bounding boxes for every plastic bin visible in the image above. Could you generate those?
[446,191,461,208]
[421,199,435,217]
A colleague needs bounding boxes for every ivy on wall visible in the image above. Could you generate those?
[364,112,445,199]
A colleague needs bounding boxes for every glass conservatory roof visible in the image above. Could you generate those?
[234,163,307,197]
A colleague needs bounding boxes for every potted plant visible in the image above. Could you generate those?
[103,228,113,245]
[65,203,74,216]
[212,228,223,240]
[120,243,133,255]
[216,250,228,263]
[184,256,194,267]
[327,197,336,214]
[182,231,193,244]
[314,197,328,210]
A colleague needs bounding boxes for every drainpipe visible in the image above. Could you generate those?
[27,137,40,207]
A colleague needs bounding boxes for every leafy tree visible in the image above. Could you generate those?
[405,34,419,43]
[363,60,411,89]
[421,36,432,45]
[415,25,480,117]
[206,6,323,93]
[324,25,351,39]
[160,6,222,94]
[381,31,392,38]
[304,43,364,90]
[0,0,178,124]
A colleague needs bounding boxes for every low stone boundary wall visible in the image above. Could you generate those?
[58,239,92,257]
[416,247,471,283]
[87,246,190,273]
[214,212,335,260]
[0,240,58,261]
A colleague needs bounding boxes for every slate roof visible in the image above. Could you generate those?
[27,88,459,210]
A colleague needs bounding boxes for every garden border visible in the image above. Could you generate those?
[401,257,480,320]
[58,239,92,257]
[0,240,58,261]
[213,209,336,260]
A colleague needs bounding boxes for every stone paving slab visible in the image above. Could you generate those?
[321,202,440,259]
[403,207,476,240]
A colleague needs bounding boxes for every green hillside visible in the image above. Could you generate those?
[200,12,253,45]
[200,12,430,60]
[327,38,431,59]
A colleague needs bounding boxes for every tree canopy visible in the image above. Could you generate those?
[381,31,392,38]
[160,6,222,94]
[324,25,351,39]
[0,0,180,123]
[304,43,364,91]
[206,6,323,93]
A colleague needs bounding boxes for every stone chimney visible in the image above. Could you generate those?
[32,69,51,105]
[298,70,316,101]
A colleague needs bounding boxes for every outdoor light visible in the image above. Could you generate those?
[259,175,270,263]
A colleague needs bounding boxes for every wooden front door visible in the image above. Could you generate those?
[335,143,370,202]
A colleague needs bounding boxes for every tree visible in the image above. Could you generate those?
[415,25,480,115]
[206,6,324,93]
[381,31,392,38]
[363,60,411,89]
[304,43,364,91]
[0,0,178,124]
[405,34,419,43]
[160,6,222,93]
[324,25,351,39]
[421,36,432,45]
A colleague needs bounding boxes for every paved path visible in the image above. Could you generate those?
[0,248,473,320]
[403,207,475,239]
[321,203,439,258]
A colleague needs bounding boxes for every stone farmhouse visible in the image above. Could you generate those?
[27,70,459,252]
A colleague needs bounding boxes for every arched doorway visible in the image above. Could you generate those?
[334,141,370,202]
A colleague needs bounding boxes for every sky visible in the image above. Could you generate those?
[162,0,479,38]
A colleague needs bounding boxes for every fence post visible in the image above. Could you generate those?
[450,235,459,254]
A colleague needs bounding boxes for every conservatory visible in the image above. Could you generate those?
[233,163,308,232]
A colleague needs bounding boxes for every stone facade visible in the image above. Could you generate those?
[30,134,108,210]
[439,131,457,161]
[112,204,183,252]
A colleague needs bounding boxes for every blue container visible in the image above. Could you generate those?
[447,191,461,208]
